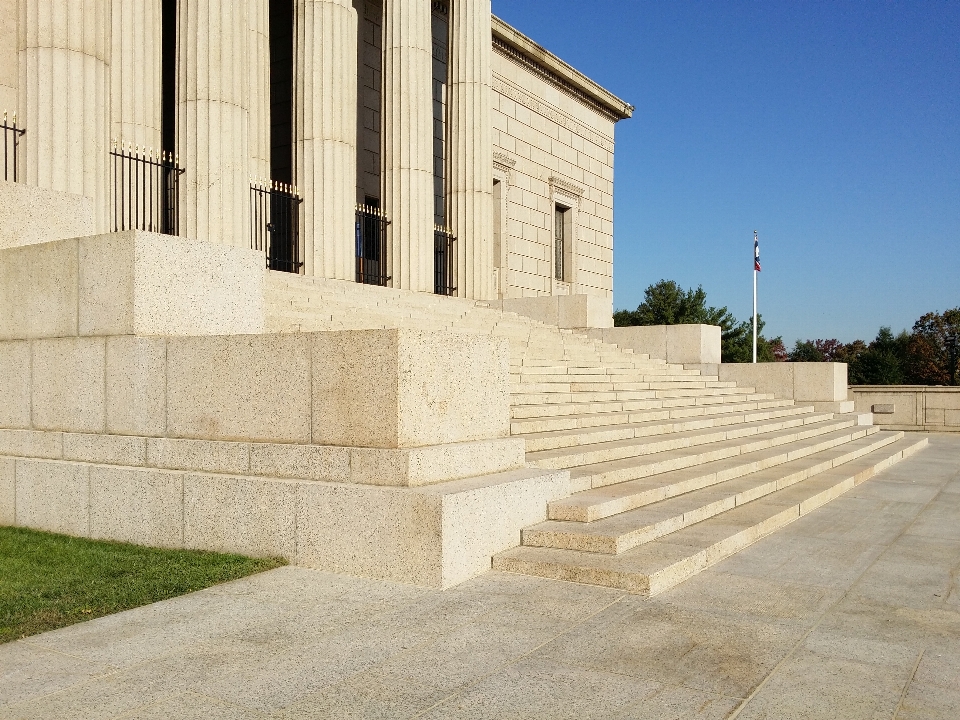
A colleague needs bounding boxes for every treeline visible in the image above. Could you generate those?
[613,280,788,363]
[789,309,960,386]
[615,280,958,385]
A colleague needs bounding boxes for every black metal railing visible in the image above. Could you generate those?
[251,180,303,273]
[355,204,391,286]
[2,112,25,182]
[111,141,184,235]
[434,226,457,296]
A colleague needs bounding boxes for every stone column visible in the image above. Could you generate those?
[382,0,434,292]
[177,0,251,246]
[296,0,357,280]
[248,0,270,182]
[447,0,493,300]
[0,0,17,115]
[111,0,162,149]
[19,0,112,231]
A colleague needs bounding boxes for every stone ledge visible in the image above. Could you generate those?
[0,429,527,488]
[2,457,570,589]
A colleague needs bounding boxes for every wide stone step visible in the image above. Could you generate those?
[510,392,773,420]
[528,413,841,471]
[562,417,864,490]
[510,398,797,435]
[511,385,762,408]
[511,379,731,393]
[556,422,877,518]
[519,403,816,452]
[492,436,928,595]
[523,431,905,553]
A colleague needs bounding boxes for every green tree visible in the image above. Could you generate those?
[614,280,781,363]
[789,340,825,362]
[848,327,911,385]
[906,308,960,385]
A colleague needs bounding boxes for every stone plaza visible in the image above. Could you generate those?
[0,2,958,715]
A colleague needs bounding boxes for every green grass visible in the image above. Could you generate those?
[0,526,286,643]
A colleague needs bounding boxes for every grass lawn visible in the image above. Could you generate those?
[0,526,286,643]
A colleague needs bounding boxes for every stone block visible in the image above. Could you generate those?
[0,429,62,459]
[183,474,296,558]
[15,459,89,536]
[0,457,14,525]
[719,363,794,399]
[89,467,183,548]
[166,334,312,443]
[348,438,526,487]
[31,337,106,433]
[312,330,511,448]
[146,438,250,475]
[946,409,960,427]
[105,336,167,437]
[872,404,895,414]
[0,181,95,250]
[665,325,722,365]
[63,433,147,466]
[588,326,666,360]
[0,341,31,429]
[925,408,945,425]
[851,390,920,426]
[78,231,266,337]
[793,362,847,402]
[496,294,613,329]
[0,238,78,340]
[248,443,351,483]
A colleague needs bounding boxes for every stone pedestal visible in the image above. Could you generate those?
[19,0,112,232]
[111,0,162,150]
[296,0,358,280]
[382,0,434,292]
[177,0,251,247]
[448,0,493,299]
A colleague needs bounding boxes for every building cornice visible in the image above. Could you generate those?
[491,16,634,123]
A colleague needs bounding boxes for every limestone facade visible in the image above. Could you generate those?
[1,2,631,303]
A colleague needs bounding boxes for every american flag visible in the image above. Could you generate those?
[754,233,761,272]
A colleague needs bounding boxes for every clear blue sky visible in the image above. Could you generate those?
[492,0,960,346]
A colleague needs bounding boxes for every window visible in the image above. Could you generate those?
[555,204,570,282]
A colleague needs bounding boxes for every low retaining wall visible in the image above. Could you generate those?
[850,386,960,432]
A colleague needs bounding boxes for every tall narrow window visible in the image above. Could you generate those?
[356,0,383,205]
[431,1,449,227]
[160,0,177,157]
[269,0,295,185]
[555,204,569,281]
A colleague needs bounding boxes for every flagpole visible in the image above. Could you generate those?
[752,231,758,364]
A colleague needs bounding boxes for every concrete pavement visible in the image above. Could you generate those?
[1,435,958,719]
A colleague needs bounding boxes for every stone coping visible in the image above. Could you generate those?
[0,429,526,488]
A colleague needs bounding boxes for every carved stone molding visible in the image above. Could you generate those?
[492,75,615,154]
[549,176,585,200]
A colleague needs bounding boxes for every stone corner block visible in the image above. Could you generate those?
[31,337,106,434]
[0,238,80,340]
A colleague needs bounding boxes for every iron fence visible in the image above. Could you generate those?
[2,112,25,182]
[111,141,184,235]
[251,180,303,273]
[355,204,391,286]
[434,226,457,296]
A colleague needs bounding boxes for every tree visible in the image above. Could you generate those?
[615,280,781,363]
[790,340,825,362]
[907,309,960,385]
[848,327,911,385]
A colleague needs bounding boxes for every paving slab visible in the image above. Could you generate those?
[0,434,958,719]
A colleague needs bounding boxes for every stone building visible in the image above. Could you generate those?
[0,0,632,321]
[0,1,920,595]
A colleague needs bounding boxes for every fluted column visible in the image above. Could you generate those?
[19,0,112,231]
[177,0,250,246]
[111,0,162,149]
[248,0,270,181]
[296,0,357,279]
[447,0,493,299]
[0,0,17,115]
[382,0,434,292]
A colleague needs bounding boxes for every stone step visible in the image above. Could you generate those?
[523,431,905,554]
[511,386,761,408]
[528,413,843,471]
[519,404,817,452]
[510,393,774,420]
[557,422,877,517]
[510,398,797,435]
[511,380,732,394]
[493,436,927,595]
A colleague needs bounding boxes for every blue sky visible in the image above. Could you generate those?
[491,0,960,346]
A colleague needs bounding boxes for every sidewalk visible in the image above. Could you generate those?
[1,435,958,720]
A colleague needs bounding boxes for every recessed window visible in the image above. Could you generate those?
[555,204,570,282]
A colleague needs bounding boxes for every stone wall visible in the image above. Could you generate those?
[491,24,620,301]
[850,386,960,432]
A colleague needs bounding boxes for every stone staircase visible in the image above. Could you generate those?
[265,272,928,594]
